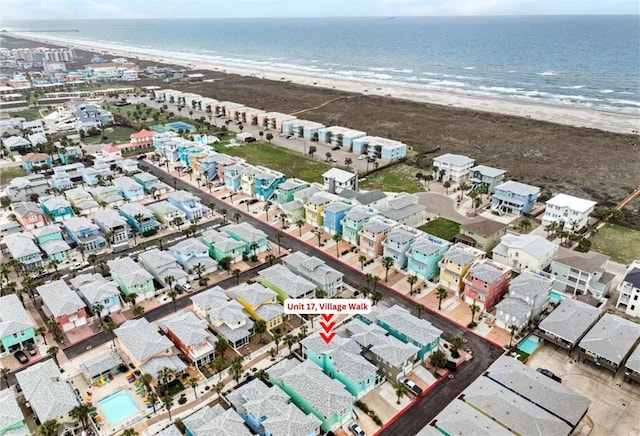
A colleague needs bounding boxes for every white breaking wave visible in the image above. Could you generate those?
[463,66,476,70]
[537,71,558,76]
[599,89,615,94]
[560,85,585,89]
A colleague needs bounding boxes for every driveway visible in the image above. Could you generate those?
[416,192,471,224]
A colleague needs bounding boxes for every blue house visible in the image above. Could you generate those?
[40,196,74,223]
[224,163,248,192]
[70,273,123,317]
[113,176,145,201]
[491,181,541,216]
[406,233,452,282]
[32,224,71,262]
[63,217,107,253]
[57,146,83,165]
[167,190,209,221]
[81,168,100,186]
[118,203,159,235]
[20,153,52,173]
[169,238,218,276]
[50,172,74,191]
[254,167,286,202]
[322,201,352,235]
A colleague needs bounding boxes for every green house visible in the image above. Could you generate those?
[0,294,37,357]
[275,178,310,205]
[32,224,71,262]
[259,264,316,302]
[223,223,269,256]
[107,257,155,300]
[199,229,245,263]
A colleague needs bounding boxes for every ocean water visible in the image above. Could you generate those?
[5,16,640,115]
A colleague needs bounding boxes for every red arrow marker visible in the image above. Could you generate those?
[320,321,336,332]
[321,313,334,322]
[320,332,336,344]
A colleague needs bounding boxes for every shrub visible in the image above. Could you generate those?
[467,322,478,329]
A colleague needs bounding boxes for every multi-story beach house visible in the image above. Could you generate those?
[275,178,309,205]
[198,229,245,263]
[169,238,218,276]
[341,206,377,245]
[118,203,159,236]
[258,111,297,132]
[537,298,602,352]
[282,251,344,297]
[492,233,558,273]
[38,280,88,332]
[322,201,352,235]
[134,172,170,196]
[0,213,20,236]
[223,222,269,256]
[495,271,553,330]
[159,311,215,367]
[3,233,43,271]
[92,208,130,248]
[318,126,367,151]
[227,283,284,330]
[199,290,254,350]
[32,224,71,262]
[551,248,614,301]
[20,152,52,173]
[112,176,145,201]
[294,185,321,205]
[406,233,451,282]
[40,195,74,223]
[438,243,486,296]
[542,193,597,231]
[304,192,335,226]
[167,190,208,221]
[0,294,37,357]
[50,171,74,192]
[4,174,49,201]
[117,158,140,175]
[108,257,155,300]
[468,165,506,193]
[352,136,407,160]
[359,217,394,257]
[432,153,475,183]
[11,201,45,230]
[57,145,83,164]
[382,227,419,270]
[279,200,305,225]
[625,346,640,383]
[379,192,425,227]
[322,168,357,194]
[491,181,541,216]
[455,216,509,253]
[89,185,124,208]
[462,259,512,311]
[616,261,640,318]
[224,162,250,192]
[254,167,286,201]
[128,129,155,150]
[70,273,122,318]
[138,248,189,288]
[148,200,186,228]
[64,187,100,216]
[259,264,317,302]
[63,216,107,253]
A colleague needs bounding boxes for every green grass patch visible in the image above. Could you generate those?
[0,166,26,185]
[590,224,640,264]
[84,126,138,145]
[418,217,461,241]
[10,108,41,121]
[359,164,423,193]
[214,142,333,183]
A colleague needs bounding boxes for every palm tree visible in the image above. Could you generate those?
[382,256,394,282]
[450,335,464,358]
[371,290,383,305]
[192,263,205,282]
[279,213,288,229]
[47,346,60,367]
[162,395,174,421]
[407,274,418,294]
[436,288,448,310]
[70,404,92,430]
[103,320,117,346]
[359,286,370,299]
[167,288,178,313]
[127,292,138,308]
[372,275,381,292]
[213,356,225,380]
[232,268,241,285]
[284,334,296,356]
[188,376,199,398]
[518,218,533,233]
[233,212,241,223]
[215,336,228,362]
[332,234,342,257]
[313,227,323,246]
[133,305,145,317]
[254,319,267,344]
[0,367,10,389]
[122,429,138,436]
[220,208,228,223]
[164,275,175,293]
[394,382,408,404]
[265,253,277,265]
[509,324,519,348]
[274,232,283,254]
[92,303,105,326]
[263,203,271,220]
[273,333,282,353]
[315,288,327,299]
[443,181,451,194]
[38,420,61,436]
[358,255,367,270]
[429,349,447,373]
[424,174,434,190]
[469,303,480,324]
[415,303,425,319]
[36,326,48,345]
[230,356,244,383]
[296,219,305,236]
[213,381,224,400]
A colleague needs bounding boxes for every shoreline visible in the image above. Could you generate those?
[10,32,640,135]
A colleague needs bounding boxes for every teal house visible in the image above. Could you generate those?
[32,224,71,262]
[223,223,269,256]
[254,167,286,202]
[275,178,310,205]
[340,206,376,245]
[301,335,377,399]
[199,229,245,263]
[406,233,452,282]
[0,389,27,435]
[269,359,355,432]
[40,196,74,223]
[107,257,156,300]
[0,294,37,356]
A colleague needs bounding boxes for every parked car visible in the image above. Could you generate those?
[31,271,50,280]
[25,342,36,356]
[137,154,147,160]
[349,423,366,436]
[401,378,423,395]
[537,368,562,383]
[14,350,29,364]
[358,154,368,160]
[181,282,193,292]
[245,137,256,143]
[328,157,338,163]
[286,135,294,139]
[331,145,341,151]
[248,199,259,205]
[445,360,458,372]
[70,262,85,271]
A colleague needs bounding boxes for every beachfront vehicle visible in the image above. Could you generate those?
[402,377,423,395]
[537,367,562,383]
[349,423,366,436]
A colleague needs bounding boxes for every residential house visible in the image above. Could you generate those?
[428,400,511,436]
[133,172,170,197]
[576,313,640,373]
[167,190,208,221]
[282,251,344,297]
[2,136,31,153]
[495,271,553,330]
[269,359,355,432]
[552,248,615,301]
[225,162,251,192]
[89,185,124,208]
[170,238,218,275]
[92,208,130,248]
[352,136,407,160]
[438,243,486,295]
[119,203,159,235]
[128,129,155,150]
[304,192,336,226]
[20,152,52,173]
[4,174,49,202]
[139,248,189,287]
[406,233,451,282]
[11,201,45,230]
[537,298,602,351]
[32,224,71,262]
[52,162,85,183]
[113,176,145,201]
[254,167,286,202]
[74,103,114,127]
[293,185,321,205]
[432,154,475,183]
[115,318,187,376]
[40,195,74,223]
[624,345,640,383]
[382,227,419,270]
[259,264,317,302]
[492,233,558,273]
[322,168,357,194]
[38,280,88,332]
[275,178,309,205]
[15,359,77,426]
[183,405,252,436]
[281,119,326,140]
[616,261,640,318]
[70,273,122,317]
[0,389,27,435]
[359,217,394,257]
[341,206,377,245]
[108,257,155,300]
[2,233,42,271]
[0,294,37,357]
[21,120,44,134]
[455,216,509,253]
[148,200,186,227]
[542,193,597,231]
[322,201,352,235]
[491,181,541,216]
[227,283,284,330]
[159,311,215,367]
[63,216,106,253]
[227,378,322,436]
[349,189,388,210]
[468,165,506,194]
[223,222,269,256]
[199,229,245,263]
[379,192,425,227]
[280,200,305,224]
[81,167,101,186]
[64,187,99,216]
[57,145,83,164]
[462,259,512,311]
[50,171,74,191]
[0,212,20,236]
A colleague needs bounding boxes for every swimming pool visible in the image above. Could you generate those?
[517,334,542,355]
[166,121,195,132]
[549,290,568,303]
[98,390,139,424]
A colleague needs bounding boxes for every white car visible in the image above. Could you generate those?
[69,262,85,271]
[182,282,193,291]
[349,423,366,436]
[358,154,368,160]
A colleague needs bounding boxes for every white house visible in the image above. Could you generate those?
[322,168,357,194]
[616,261,640,318]
[432,154,475,183]
[492,233,558,273]
[542,193,597,231]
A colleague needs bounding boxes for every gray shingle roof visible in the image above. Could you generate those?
[227,282,277,307]
[377,305,442,346]
[113,176,143,192]
[11,201,41,218]
[108,257,154,287]
[494,233,557,259]
[0,389,26,434]
[469,164,506,178]
[433,400,512,436]
[625,345,640,374]
[63,216,100,234]
[468,261,508,284]
[538,299,602,345]
[259,264,316,298]
[341,321,419,368]
[223,222,267,243]
[324,201,351,214]
[140,354,188,376]
[578,313,640,366]
[79,351,122,379]
[139,248,189,283]
[30,224,62,239]
[356,190,387,206]
[190,286,226,311]
[40,239,71,256]
[3,233,40,258]
[494,180,541,196]
[119,202,154,219]
[380,203,425,222]
[384,228,417,246]
[183,406,251,436]
[280,200,303,213]
[495,296,532,320]
[115,318,173,362]
[70,273,120,306]
[93,208,128,229]
[361,218,392,234]
[161,311,210,348]
[282,251,343,288]
[0,294,35,341]
[37,280,86,317]
[148,200,183,216]
[434,153,475,167]
[442,244,479,266]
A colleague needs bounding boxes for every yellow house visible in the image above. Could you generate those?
[304,192,334,227]
[240,166,259,196]
[229,283,284,330]
[438,242,486,296]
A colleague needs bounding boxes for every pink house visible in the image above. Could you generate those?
[11,202,45,230]
[359,218,394,257]
[462,259,512,311]
[37,280,88,332]
[129,129,155,148]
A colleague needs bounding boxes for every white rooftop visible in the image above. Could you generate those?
[546,193,597,212]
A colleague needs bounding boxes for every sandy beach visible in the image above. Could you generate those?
[11,32,640,135]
